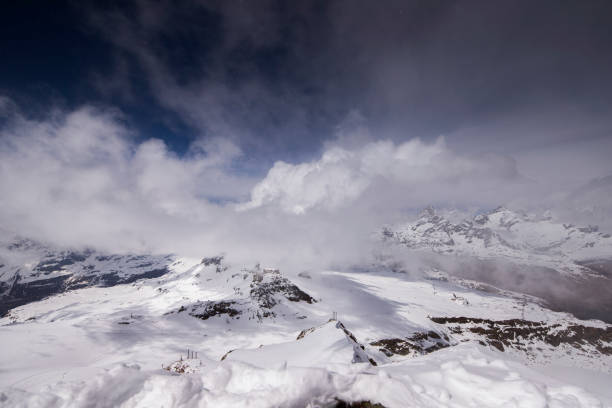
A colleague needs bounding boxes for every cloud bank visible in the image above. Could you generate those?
[0,101,251,252]
[239,137,523,215]
[77,0,612,168]
[0,98,610,271]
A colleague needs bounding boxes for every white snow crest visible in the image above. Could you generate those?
[1,346,605,408]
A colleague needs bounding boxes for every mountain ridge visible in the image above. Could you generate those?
[384,206,612,277]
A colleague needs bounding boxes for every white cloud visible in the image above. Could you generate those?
[239,137,524,214]
[0,99,610,271]
[238,147,367,214]
[0,102,253,254]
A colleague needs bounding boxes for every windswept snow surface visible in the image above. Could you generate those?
[1,257,611,407]
[2,345,608,408]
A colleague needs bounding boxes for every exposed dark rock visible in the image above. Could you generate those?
[1,236,176,316]
[200,256,228,273]
[34,251,90,273]
[1,267,169,317]
[190,301,241,320]
[250,276,315,311]
[381,227,394,239]
[1,274,70,316]
[296,321,377,366]
[489,340,505,351]
[132,262,153,268]
[201,256,223,266]
[332,400,386,408]
[334,321,377,366]
[336,321,359,345]
[67,268,168,289]
[297,326,317,340]
[370,330,450,357]
[370,338,413,357]
[6,239,39,251]
[187,275,314,324]
[430,316,612,355]
[95,255,121,262]
[220,349,235,361]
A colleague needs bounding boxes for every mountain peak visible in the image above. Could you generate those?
[488,206,512,215]
[418,205,437,219]
[389,206,612,277]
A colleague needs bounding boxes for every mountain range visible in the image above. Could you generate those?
[1,208,612,407]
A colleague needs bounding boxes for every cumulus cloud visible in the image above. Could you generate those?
[0,101,254,253]
[238,147,367,214]
[0,98,610,273]
[239,137,525,214]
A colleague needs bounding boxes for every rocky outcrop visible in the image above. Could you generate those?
[430,316,612,355]
[186,273,316,323]
[189,301,241,320]
[332,400,386,408]
[250,275,315,309]
[370,331,450,357]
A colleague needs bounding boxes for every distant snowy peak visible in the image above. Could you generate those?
[0,233,177,315]
[385,206,612,276]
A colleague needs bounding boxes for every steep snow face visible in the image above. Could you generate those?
[0,233,178,316]
[386,206,612,276]
[223,320,375,368]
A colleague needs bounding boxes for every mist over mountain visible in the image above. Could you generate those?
[383,206,612,322]
[1,1,612,406]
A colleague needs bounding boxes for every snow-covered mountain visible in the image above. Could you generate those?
[1,219,612,407]
[384,206,612,277]
[1,247,611,407]
[0,233,176,316]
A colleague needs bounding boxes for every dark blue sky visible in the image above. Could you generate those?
[2,0,612,169]
[0,1,197,152]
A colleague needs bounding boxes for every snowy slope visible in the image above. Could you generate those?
[3,345,608,408]
[0,232,177,316]
[385,206,612,276]
[1,254,611,407]
[223,320,375,368]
